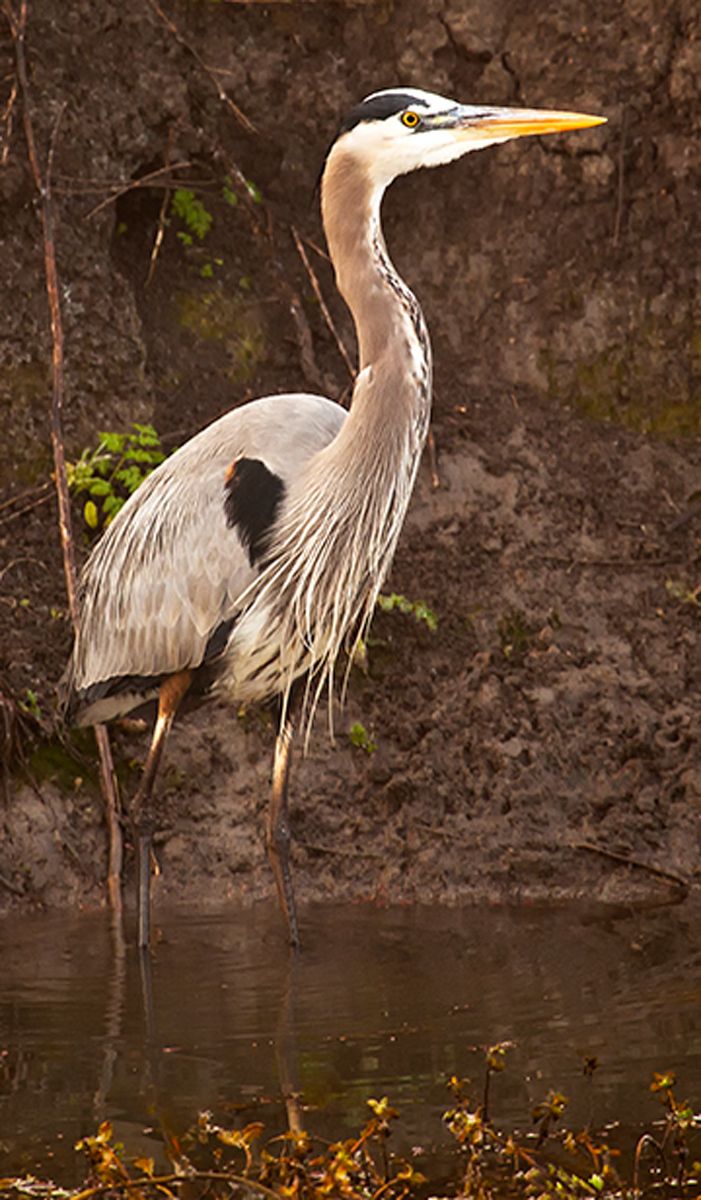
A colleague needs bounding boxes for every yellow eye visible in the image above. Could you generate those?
[401,110,420,128]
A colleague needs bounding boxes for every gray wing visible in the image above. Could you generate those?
[68,393,345,714]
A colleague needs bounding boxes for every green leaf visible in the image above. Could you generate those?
[349,722,376,754]
[132,422,158,440]
[115,465,146,493]
[88,479,112,495]
[172,188,213,240]
[127,447,163,464]
[99,432,126,453]
[377,592,437,631]
[245,178,262,204]
[84,500,99,529]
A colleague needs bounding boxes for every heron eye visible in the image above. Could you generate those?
[401,110,421,128]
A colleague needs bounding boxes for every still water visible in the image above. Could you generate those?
[1,900,700,1184]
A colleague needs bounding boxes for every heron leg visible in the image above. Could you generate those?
[267,717,300,949]
[133,670,191,949]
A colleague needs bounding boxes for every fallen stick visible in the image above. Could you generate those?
[573,839,689,893]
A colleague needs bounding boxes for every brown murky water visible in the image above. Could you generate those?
[1,901,700,1184]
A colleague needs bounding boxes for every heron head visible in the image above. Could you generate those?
[333,86,606,188]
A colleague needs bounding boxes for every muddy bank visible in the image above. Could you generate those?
[1,0,700,914]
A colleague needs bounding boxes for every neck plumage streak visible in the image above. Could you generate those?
[222,234,432,742]
[213,135,435,741]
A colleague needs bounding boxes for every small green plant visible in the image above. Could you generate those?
[497,608,535,659]
[171,188,214,246]
[349,721,376,754]
[222,179,238,207]
[244,177,263,204]
[200,256,224,279]
[67,423,166,532]
[666,578,701,608]
[220,176,262,208]
[377,592,438,632]
[18,688,42,720]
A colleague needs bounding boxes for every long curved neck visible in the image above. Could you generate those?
[234,146,434,733]
[320,144,432,435]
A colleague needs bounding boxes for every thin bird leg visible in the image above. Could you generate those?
[267,717,300,949]
[133,670,191,949]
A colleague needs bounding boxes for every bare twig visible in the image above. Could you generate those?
[70,1169,281,1200]
[10,0,123,912]
[45,115,75,598]
[145,126,178,286]
[0,480,51,515]
[11,1,77,618]
[57,170,213,194]
[633,1133,665,1197]
[0,489,53,527]
[574,840,689,892]
[0,554,44,585]
[96,724,123,917]
[302,233,331,263]
[298,839,382,860]
[287,289,324,390]
[145,182,171,286]
[83,158,191,220]
[612,105,626,246]
[292,224,356,384]
[534,554,679,569]
[0,76,17,165]
[0,869,24,895]
[143,0,255,134]
[427,427,440,489]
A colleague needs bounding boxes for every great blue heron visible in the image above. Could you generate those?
[64,87,605,949]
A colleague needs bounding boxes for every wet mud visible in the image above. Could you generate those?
[1,0,700,914]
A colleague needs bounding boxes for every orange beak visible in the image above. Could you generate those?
[451,105,606,142]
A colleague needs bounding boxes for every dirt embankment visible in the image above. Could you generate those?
[1,0,700,915]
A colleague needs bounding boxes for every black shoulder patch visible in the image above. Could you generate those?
[339,91,428,135]
[203,616,236,662]
[224,457,285,566]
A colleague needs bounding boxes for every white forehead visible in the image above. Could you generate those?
[363,87,458,114]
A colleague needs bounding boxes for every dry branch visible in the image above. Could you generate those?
[0,76,17,165]
[83,158,192,220]
[143,0,256,134]
[9,0,123,914]
[612,105,626,246]
[574,839,689,892]
[70,1170,280,1200]
[292,224,356,383]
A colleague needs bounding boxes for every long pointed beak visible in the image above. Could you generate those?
[448,105,606,142]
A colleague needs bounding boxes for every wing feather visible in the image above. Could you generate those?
[68,393,345,702]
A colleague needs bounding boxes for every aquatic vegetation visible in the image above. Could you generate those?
[1,1059,698,1199]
